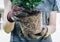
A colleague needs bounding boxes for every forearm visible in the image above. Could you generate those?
[48,11,56,34]
[3,12,15,33]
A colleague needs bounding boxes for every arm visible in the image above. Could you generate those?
[3,0,15,33]
[45,11,57,37]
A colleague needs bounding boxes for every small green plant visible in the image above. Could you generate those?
[12,0,43,10]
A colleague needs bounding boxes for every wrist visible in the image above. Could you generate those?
[7,12,14,23]
[45,25,56,37]
[42,25,50,37]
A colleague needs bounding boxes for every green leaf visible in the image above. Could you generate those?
[12,0,43,10]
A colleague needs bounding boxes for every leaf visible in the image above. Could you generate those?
[12,0,43,10]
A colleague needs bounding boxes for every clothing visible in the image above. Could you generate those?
[10,22,52,42]
[10,0,58,42]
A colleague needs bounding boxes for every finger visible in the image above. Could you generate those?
[12,5,24,12]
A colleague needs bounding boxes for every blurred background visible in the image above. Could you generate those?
[0,0,60,42]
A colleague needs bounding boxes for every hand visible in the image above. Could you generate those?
[43,25,56,37]
[7,5,25,22]
[42,25,50,37]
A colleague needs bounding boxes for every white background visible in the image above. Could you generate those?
[0,0,4,9]
[0,0,60,42]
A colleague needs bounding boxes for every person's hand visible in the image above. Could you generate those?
[42,25,50,37]
[7,5,25,22]
[43,25,56,37]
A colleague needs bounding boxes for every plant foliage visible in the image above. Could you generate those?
[12,0,43,10]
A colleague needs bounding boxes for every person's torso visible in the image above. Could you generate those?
[10,0,58,42]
